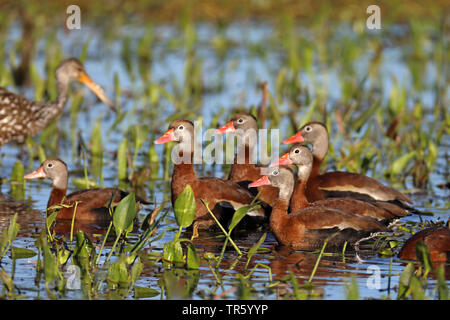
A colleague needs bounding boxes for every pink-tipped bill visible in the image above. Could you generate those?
[24,166,46,180]
[270,153,293,167]
[282,131,304,144]
[215,121,235,134]
[248,175,271,188]
[154,128,176,144]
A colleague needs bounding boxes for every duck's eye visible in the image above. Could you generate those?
[294,149,300,154]
[305,126,312,132]
[178,125,184,131]
[47,163,53,168]
[272,170,279,176]
[237,118,244,124]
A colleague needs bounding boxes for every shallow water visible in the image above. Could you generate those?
[0,19,449,300]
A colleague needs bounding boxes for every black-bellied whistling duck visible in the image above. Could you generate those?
[0,58,115,148]
[281,122,414,215]
[24,159,149,223]
[215,113,278,206]
[398,224,450,262]
[249,167,388,251]
[154,120,266,230]
[272,144,410,222]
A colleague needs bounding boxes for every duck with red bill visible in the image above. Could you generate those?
[282,131,304,144]
[269,153,293,167]
[154,128,176,144]
[215,120,235,134]
[248,175,271,188]
[24,166,46,179]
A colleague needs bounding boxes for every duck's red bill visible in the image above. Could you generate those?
[283,131,304,144]
[154,128,176,144]
[24,166,46,179]
[270,153,292,167]
[249,175,271,188]
[215,121,235,134]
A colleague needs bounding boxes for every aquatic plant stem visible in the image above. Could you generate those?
[105,233,121,264]
[200,199,242,256]
[95,221,113,265]
[69,202,79,250]
[308,232,339,283]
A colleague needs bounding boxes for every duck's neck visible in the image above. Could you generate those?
[235,142,256,164]
[47,187,67,213]
[47,171,69,214]
[171,149,197,202]
[290,178,309,212]
[270,185,293,236]
[36,78,70,129]
[311,135,328,177]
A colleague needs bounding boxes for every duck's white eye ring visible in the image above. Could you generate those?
[237,118,244,124]
[273,169,279,176]
[305,126,312,132]
[294,149,300,154]
[47,163,53,168]
[178,125,184,130]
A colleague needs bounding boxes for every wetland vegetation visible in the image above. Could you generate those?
[0,0,448,300]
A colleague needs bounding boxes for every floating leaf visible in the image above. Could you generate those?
[134,286,159,299]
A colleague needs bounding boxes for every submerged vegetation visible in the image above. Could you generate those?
[0,0,448,300]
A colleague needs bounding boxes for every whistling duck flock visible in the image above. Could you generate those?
[1,58,449,262]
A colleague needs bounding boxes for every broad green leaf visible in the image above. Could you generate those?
[415,241,433,276]
[43,240,59,286]
[134,286,159,299]
[7,213,19,243]
[173,185,196,228]
[398,263,414,299]
[11,247,36,259]
[229,205,252,232]
[0,270,14,292]
[108,258,129,288]
[163,240,184,267]
[73,231,95,260]
[378,248,395,256]
[130,260,143,285]
[410,276,425,300]
[113,193,137,234]
[186,243,200,270]
[57,247,71,265]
